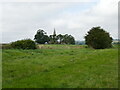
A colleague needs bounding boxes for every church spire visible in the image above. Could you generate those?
[53,28,56,36]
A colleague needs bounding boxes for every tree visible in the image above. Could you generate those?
[84,26,113,49]
[62,34,75,44]
[34,29,49,44]
[68,35,75,44]
[49,28,58,44]
[57,34,64,44]
[49,28,75,44]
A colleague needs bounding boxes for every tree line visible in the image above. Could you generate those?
[34,29,75,45]
[7,26,113,49]
[34,26,113,49]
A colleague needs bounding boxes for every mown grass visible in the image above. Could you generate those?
[2,45,118,88]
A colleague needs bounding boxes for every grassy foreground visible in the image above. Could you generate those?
[2,45,118,88]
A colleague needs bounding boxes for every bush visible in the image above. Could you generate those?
[84,27,113,49]
[11,39,36,49]
[1,44,12,49]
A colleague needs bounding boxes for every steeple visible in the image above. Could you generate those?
[53,28,56,36]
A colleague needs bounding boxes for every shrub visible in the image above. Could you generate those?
[11,39,36,49]
[84,27,113,49]
[1,44,12,49]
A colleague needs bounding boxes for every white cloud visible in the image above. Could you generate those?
[49,0,118,40]
[1,0,119,43]
[0,0,99,3]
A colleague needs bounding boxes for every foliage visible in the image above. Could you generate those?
[1,44,12,49]
[84,27,113,49]
[11,39,36,49]
[34,29,49,44]
[49,35,58,44]
[57,34,64,44]
[49,29,58,44]
[34,29,76,44]
[49,34,75,45]
[62,34,75,44]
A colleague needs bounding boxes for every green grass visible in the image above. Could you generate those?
[0,49,2,89]
[2,45,118,88]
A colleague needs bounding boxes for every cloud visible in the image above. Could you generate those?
[0,0,99,3]
[1,0,119,43]
[50,0,118,40]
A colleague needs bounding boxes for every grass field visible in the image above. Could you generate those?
[2,45,118,88]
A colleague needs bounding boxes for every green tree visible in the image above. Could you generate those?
[84,26,113,49]
[62,34,75,44]
[49,29,58,44]
[49,28,75,44]
[34,29,49,44]
[49,35,54,44]
[68,35,75,44]
[57,34,64,44]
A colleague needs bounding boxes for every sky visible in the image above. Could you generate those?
[0,0,119,43]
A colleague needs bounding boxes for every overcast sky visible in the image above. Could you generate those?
[0,0,119,43]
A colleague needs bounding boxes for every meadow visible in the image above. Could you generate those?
[2,45,118,88]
